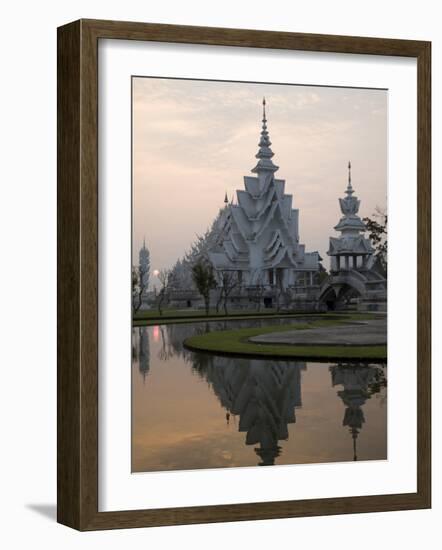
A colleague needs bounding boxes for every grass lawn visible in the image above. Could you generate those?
[134,307,279,322]
[133,308,377,327]
[183,318,387,361]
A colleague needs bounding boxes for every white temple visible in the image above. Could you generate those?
[327,162,375,272]
[208,98,321,291]
[137,103,387,313]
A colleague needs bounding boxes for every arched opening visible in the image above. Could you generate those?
[320,287,338,311]
[335,284,361,310]
[320,283,362,311]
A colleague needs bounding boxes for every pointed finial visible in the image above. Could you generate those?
[224,191,228,205]
[352,427,358,461]
[346,161,354,196]
[251,97,279,174]
[143,236,146,249]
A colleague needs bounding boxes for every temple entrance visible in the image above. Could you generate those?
[263,297,273,309]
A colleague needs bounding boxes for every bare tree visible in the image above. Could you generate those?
[157,269,171,316]
[132,264,149,315]
[218,271,239,315]
[157,326,174,361]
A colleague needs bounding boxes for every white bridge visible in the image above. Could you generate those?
[319,267,387,311]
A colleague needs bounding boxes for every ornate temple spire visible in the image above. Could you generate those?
[346,161,354,196]
[255,443,282,467]
[351,427,359,461]
[339,161,361,218]
[251,97,279,174]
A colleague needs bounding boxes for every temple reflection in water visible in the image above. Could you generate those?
[132,322,387,471]
[132,327,150,381]
[330,363,387,461]
[198,357,305,466]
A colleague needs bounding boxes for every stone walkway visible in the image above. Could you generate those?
[249,319,387,347]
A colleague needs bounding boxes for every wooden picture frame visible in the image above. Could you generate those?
[57,18,431,530]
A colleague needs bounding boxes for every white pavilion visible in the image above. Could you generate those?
[319,162,387,311]
[208,98,321,292]
[327,162,375,272]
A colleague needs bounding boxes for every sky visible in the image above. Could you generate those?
[133,77,387,275]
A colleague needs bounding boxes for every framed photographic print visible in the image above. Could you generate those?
[57,19,431,530]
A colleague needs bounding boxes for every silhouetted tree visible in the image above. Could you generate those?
[157,269,171,316]
[217,271,239,315]
[191,260,217,315]
[132,264,149,315]
[363,207,387,274]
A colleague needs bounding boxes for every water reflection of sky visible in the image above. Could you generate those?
[132,319,387,473]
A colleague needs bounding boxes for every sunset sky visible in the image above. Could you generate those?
[133,77,387,277]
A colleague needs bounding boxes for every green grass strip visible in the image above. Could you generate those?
[134,307,280,320]
[133,311,377,327]
[183,320,387,361]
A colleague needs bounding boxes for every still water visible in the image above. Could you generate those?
[132,318,387,472]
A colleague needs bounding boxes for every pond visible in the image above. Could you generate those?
[132,318,387,472]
